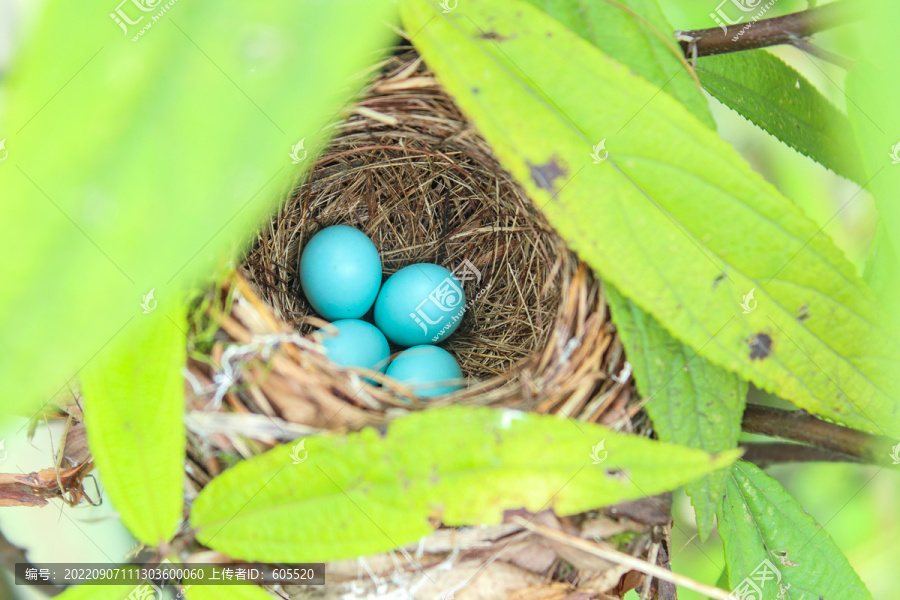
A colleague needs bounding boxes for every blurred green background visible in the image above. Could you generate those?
[1,0,896,598]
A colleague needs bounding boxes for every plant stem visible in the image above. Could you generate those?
[741,442,860,468]
[741,404,894,465]
[676,0,861,59]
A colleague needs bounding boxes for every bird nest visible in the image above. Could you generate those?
[227,49,632,428]
[174,48,660,600]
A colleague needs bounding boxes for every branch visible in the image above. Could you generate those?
[741,404,894,465]
[740,442,860,468]
[676,0,862,59]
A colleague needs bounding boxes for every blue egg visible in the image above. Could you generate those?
[374,263,466,346]
[318,319,390,372]
[385,345,464,397]
[299,225,382,320]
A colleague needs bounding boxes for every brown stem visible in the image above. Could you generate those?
[676,0,862,58]
[741,404,894,465]
[740,442,860,468]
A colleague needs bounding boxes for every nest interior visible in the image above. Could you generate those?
[241,49,630,419]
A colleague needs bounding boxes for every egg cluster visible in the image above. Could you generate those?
[298,225,466,398]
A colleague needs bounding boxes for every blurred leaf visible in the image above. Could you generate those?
[718,461,872,600]
[80,310,186,545]
[524,0,714,128]
[400,0,900,436]
[190,405,739,562]
[847,0,900,335]
[863,224,900,333]
[696,50,866,183]
[606,285,745,541]
[0,0,398,417]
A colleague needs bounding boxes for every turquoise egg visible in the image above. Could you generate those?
[374,263,465,346]
[299,225,382,320]
[385,345,464,398]
[318,319,390,372]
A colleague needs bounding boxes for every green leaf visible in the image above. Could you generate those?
[0,0,398,417]
[190,405,739,562]
[400,0,900,436]
[80,310,187,545]
[846,0,900,336]
[712,568,729,597]
[718,461,872,600]
[523,0,714,128]
[606,285,745,541]
[185,585,275,600]
[696,50,866,184]
[863,224,900,334]
[536,1,735,540]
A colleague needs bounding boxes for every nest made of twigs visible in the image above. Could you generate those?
[233,49,632,425]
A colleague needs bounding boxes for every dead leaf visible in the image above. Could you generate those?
[0,459,93,507]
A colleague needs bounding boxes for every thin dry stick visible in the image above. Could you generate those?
[639,541,659,600]
[512,517,733,600]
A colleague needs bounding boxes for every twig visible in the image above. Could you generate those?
[741,404,894,465]
[741,441,861,468]
[675,0,861,58]
[512,517,733,600]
